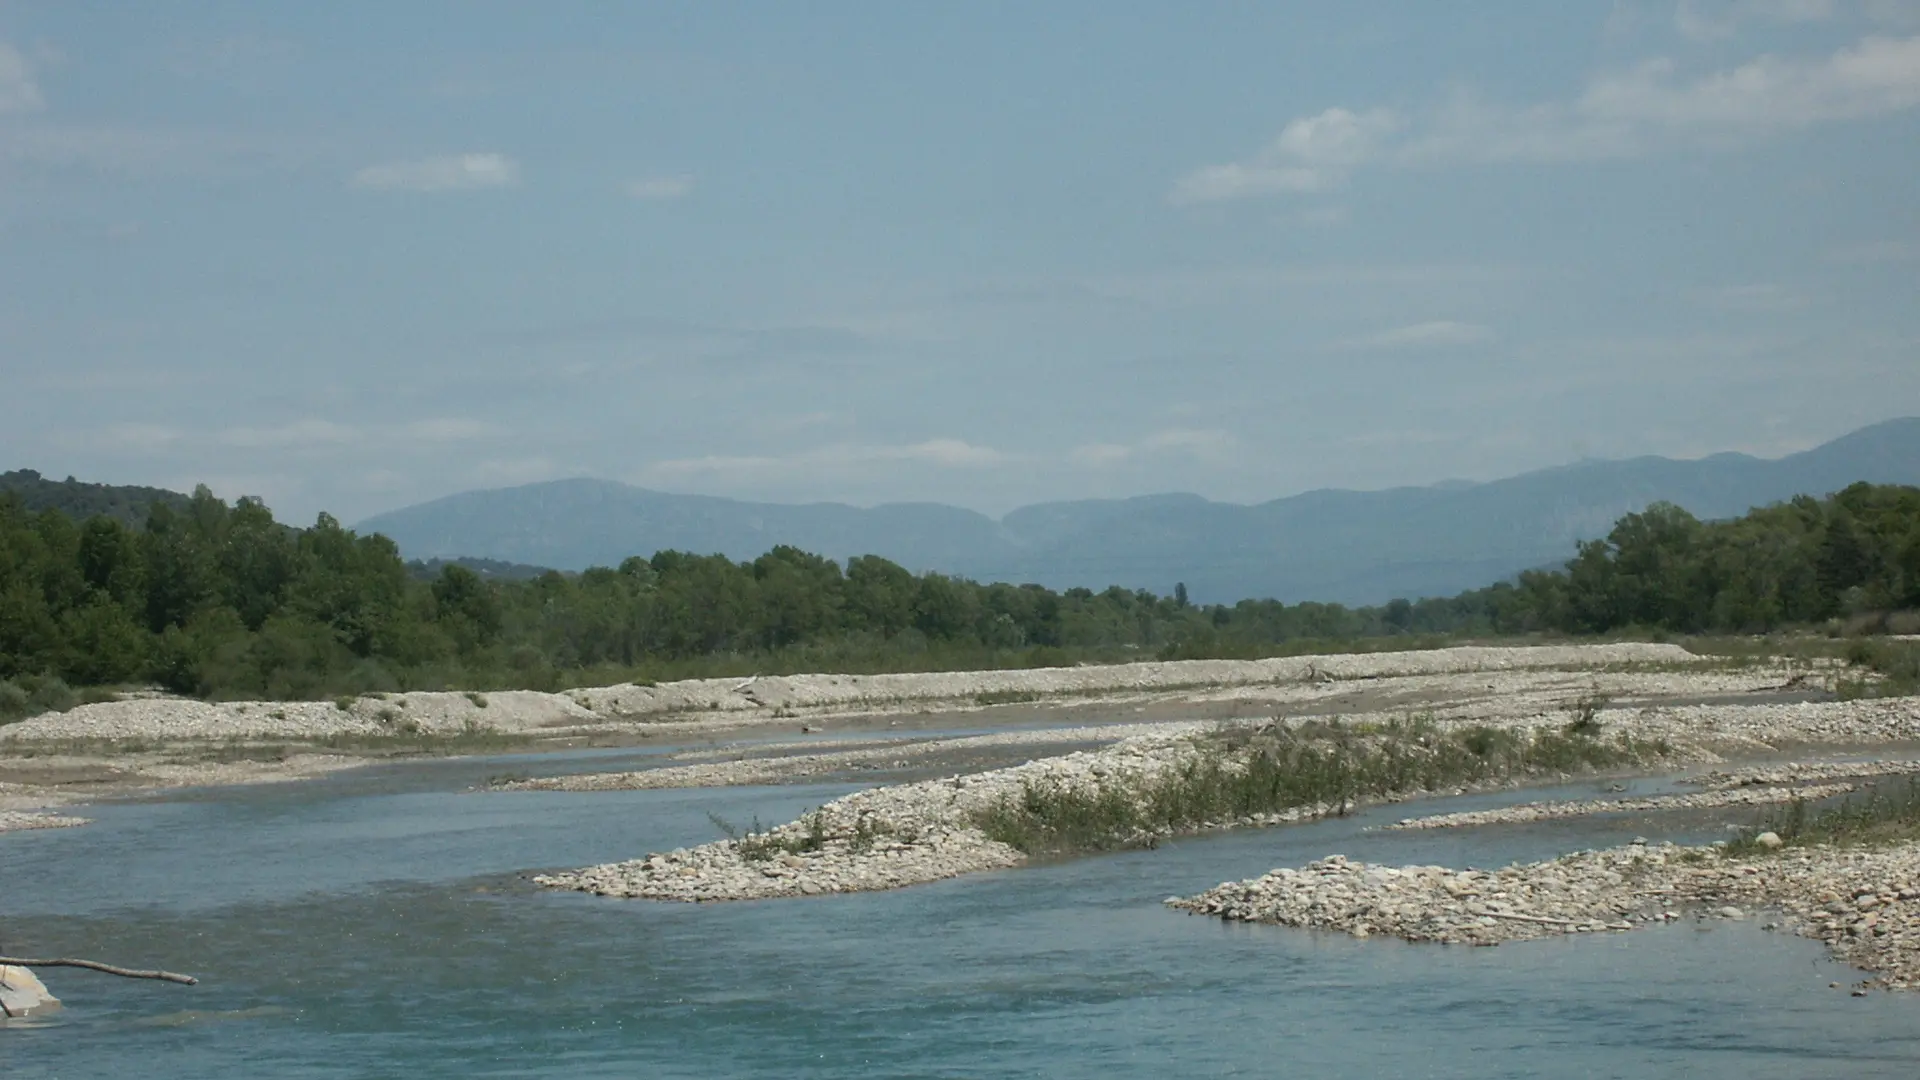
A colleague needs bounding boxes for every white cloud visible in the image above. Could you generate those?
[628,174,694,200]
[1411,35,1920,162]
[0,41,45,113]
[1172,107,1399,204]
[1179,35,1920,200]
[351,153,520,192]
[1341,321,1495,349]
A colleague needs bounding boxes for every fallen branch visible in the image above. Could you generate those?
[1,956,198,985]
[1481,910,1577,927]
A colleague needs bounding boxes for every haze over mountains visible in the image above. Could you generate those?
[358,419,1920,606]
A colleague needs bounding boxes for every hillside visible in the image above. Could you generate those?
[0,469,191,527]
[356,418,1920,605]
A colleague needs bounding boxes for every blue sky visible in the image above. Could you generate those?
[3,1,1918,524]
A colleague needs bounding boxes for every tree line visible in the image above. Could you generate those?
[2,481,1916,712]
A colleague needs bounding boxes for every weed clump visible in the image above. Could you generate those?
[974,689,1041,706]
[973,715,1669,856]
[1728,778,1920,854]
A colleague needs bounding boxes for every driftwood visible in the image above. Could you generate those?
[1,956,198,985]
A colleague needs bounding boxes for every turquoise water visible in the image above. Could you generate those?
[5,755,1919,1078]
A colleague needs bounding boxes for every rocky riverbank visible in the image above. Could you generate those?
[532,693,1920,904]
[1170,840,1920,990]
[1382,781,1863,830]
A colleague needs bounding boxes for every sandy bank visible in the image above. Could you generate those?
[1171,840,1920,990]
[0,644,1698,744]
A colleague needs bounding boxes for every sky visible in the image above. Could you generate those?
[3,1,1918,526]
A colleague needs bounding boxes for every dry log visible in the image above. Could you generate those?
[0,956,198,985]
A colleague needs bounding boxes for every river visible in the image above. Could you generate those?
[5,748,1919,1078]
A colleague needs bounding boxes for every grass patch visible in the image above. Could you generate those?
[1727,778,1920,854]
[309,726,532,756]
[1,728,536,761]
[1836,639,1920,700]
[973,715,1671,856]
[714,808,832,862]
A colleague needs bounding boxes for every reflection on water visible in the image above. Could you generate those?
[5,753,1919,1078]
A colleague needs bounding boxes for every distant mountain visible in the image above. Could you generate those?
[356,417,1920,606]
[0,469,191,527]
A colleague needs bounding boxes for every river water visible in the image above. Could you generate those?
[5,750,1919,1078]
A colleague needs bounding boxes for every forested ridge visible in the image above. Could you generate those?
[0,469,192,528]
[2,481,1917,716]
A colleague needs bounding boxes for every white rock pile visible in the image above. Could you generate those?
[1171,841,1920,989]
[0,810,89,833]
[572,643,1696,718]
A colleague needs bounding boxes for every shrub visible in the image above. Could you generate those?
[0,680,31,724]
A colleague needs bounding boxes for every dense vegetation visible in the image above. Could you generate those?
[2,480,1917,714]
[1461,482,1920,636]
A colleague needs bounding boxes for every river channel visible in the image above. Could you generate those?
[6,747,1919,1078]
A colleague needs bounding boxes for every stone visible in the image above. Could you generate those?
[1754,831,1784,849]
[0,965,61,1019]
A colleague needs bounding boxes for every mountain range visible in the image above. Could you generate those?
[353,418,1920,605]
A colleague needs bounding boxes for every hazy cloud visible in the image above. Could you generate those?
[1675,0,1839,41]
[627,174,694,199]
[1,123,324,178]
[218,418,358,449]
[1069,428,1236,467]
[1180,35,1920,200]
[351,153,520,191]
[1699,283,1809,311]
[0,41,42,113]
[402,417,489,442]
[1826,238,1918,261]
[161,33,296,78]
[1341,321,1495,349]
[646,438,1014,482]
